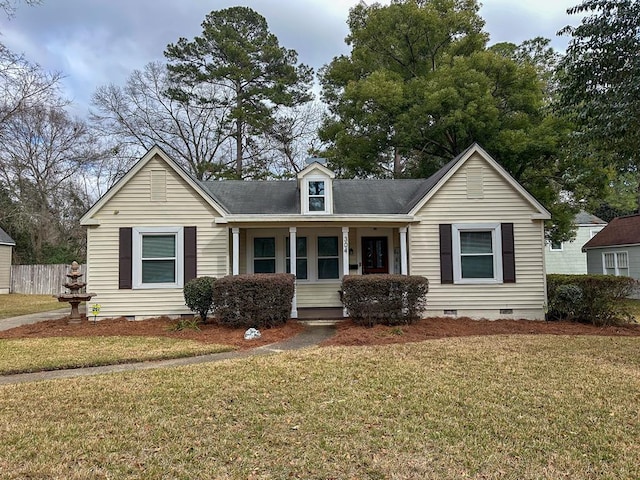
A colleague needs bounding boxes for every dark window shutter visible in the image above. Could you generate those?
[184,226,197,283]
[501,223,516,283]
[119,227,132,289]
[439,224,453,284]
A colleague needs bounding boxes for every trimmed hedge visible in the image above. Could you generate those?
[547,274,639,326]
[342,274,429,327]
[212,273,295,328]
[183,276,215,322]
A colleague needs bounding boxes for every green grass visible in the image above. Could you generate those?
[1,335,639,479]
[0,293,64,319]
[0,337,234,374]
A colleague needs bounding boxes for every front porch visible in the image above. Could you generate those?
[226,224,411,317]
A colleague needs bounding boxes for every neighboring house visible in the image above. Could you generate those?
[0,227,15,294]
[80,143,551,321]
[583,213,640,278]
[545,211,607,274]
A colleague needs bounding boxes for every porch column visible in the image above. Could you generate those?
[342,226,349,318]
[289,227,298,319]
[400,226,408,275]
[342,227,350,277]
[232,228,240,275]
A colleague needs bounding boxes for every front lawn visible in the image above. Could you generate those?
[0,337,234,374]
[1,335,638,479]
[0,293,63,319]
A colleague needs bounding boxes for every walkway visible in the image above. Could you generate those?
[0,314,336,385]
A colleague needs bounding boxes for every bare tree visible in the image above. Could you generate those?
[0,44,64,127]
[0,103,96,262]
[90,61,236,181]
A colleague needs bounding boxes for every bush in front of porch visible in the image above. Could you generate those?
[213,273,295,328]
[342,274,428,327]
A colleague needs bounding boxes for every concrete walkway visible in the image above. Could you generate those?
[0,312,336,385]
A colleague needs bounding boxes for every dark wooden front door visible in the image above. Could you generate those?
[362,237,389,274]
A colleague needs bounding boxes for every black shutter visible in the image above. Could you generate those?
[119,227,132,289]
[439,224,453,284]
[184,226,197,283]
[501,223,516,283]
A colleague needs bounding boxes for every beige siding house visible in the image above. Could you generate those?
[81,144,550,320]
[0,227,15,294]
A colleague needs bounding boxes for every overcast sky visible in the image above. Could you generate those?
[0,0,581,115]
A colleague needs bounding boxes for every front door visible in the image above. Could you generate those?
[362,237,389,274]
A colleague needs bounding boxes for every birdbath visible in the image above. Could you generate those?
[55,261,97,323]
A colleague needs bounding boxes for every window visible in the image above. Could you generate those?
[253,237,276,273]
[286,236,308,280]
[550,240,563,251]
[317,236,339,279]
[132,227,183,288]
[308,180,325,212]
[603,251,628,276]
[452,224,502,283]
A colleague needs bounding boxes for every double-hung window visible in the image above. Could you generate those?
[308,180,326,212]
[317,236,339,279]
[253,237,276,273]
[452,224,503,283]
[133,227,184,288]
[286,236,308,280]
[603,251,628,276]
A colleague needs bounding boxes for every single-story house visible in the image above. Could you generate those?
[80,143,551,321]
[0,227,15,294]
[545,210,606,274]
[583,213,640,278]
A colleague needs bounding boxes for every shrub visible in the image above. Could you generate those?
[547,274,639,326]
[167,318,201,332]
[183,276,216,322]
[213,274,295,328]
[342,274,428,327]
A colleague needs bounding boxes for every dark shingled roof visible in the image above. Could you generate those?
[582,214,640,250]
[575,210,607,225]
[198,146,466,215]
[0,227,15,246]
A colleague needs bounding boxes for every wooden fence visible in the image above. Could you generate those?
[10,264,86,295]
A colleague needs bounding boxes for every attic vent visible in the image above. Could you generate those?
[466,166,483,199]
[150,170,166,202]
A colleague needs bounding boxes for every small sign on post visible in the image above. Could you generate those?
[91,304,101,324]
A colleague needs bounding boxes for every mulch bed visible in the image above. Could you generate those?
[1,315,639,349]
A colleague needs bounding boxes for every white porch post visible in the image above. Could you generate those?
[289,227,298,318]
[232,228,240,275]
[342,227,350,277]
[400,226,408,275]
[342,226,349,317]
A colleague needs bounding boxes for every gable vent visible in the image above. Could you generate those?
[466,166,483,199]
[150,170,167,202]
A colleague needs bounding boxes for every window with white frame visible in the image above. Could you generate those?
[550,240,563,251]
[253,237,276,273]
[452,224,503,283]
[286,236,308,280]
[308,180,326,212]
[133,227,183,288]
[317,236,339,279]
[603,251,629,276]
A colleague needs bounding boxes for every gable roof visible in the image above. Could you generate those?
[80,145,227,225]
[582,214,640,250]
[0,227,15,246]
[82,143,551,222]
[575,210,607,225]
[407,143,551,218]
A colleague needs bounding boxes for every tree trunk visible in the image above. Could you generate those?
[393,148,402,178]
[235,118,242,179]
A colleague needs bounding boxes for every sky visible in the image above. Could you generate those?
[0,0,582,115]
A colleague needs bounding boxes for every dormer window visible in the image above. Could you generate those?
[308,180,325,212]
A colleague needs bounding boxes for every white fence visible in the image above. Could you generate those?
[11,264,86,295]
